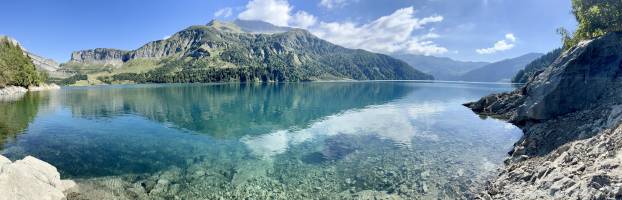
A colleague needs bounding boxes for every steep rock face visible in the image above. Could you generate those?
[468,32,622,124]
[466,32,622,198]
[29,53,60,72]
[70,48,128,66]
[128,26,211,59]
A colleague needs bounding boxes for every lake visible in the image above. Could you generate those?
[0,82,522,199]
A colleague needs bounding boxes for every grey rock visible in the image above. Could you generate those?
[0,155,76,200]
[466,32,622,199]
[69,48,128,66]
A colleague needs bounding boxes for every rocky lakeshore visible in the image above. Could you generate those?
[0,155,76,200]
[0,86,28,102]
[0,84,60,102]
[28,83,61,92]
[465,32,622,199]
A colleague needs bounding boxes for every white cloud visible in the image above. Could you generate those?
[310,7,447,55]
[238,0,292,26]
[319,0,349,9]
[505,33,516,42]
[214,7,233,18]
[476,33,517,54]
[290,11,317,29]
[163,35,171,40]
[236,1,447,55]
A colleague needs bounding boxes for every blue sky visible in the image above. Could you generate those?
[1,0,576,62]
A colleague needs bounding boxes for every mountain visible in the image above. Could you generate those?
[458,53,543,82]
[392,54,489,80]
[511,49,562,83]
[61,20,432,84]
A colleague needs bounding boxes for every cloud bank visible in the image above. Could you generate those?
[236,0,447,55]
[238,0,292,26]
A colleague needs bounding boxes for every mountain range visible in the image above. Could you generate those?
[394,53,545,82]
[391,54,489,80]
[4,20,550,85]
[456,53,543,82]
[61,19,432,84]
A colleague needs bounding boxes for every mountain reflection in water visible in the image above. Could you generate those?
[0,82,522,198]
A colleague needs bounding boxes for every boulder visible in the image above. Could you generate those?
[0,155,75,200]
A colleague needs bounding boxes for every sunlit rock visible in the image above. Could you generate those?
[0,155,75,200]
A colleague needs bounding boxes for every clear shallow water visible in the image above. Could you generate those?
[0,82,521,199]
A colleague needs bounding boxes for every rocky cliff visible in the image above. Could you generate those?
[69,48,128,66]
[465,32,622,199]
[29,52,60,71]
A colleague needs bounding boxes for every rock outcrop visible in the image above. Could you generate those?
[465,32,622,199]
[0,155,76,200]
[29,52,60,72]
[69,48,128,66]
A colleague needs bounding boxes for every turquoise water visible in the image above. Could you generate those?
[0,82,521,199]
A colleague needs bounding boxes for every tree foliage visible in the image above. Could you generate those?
[561,0,622,49]
[0,37,45,87]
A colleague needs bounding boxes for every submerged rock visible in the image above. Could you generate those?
[0,155,76,200]
[466,32,622,198]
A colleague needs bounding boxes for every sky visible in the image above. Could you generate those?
[0,0,576,63]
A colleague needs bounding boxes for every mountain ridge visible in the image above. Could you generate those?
[458,53,543,82]
[392,54,489,80]
[62,20,433,83]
